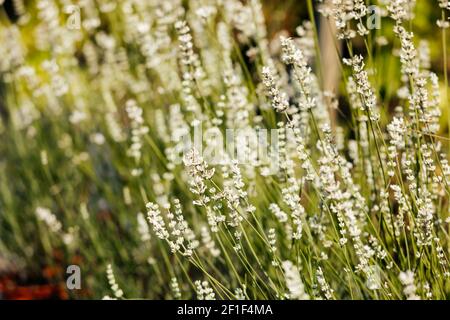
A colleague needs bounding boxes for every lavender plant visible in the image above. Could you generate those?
[0,0,449,300]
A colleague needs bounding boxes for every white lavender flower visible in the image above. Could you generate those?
[316,266,334,299]
[137,212,151,242]
[146,202,169,240]
[200,226,221,257]
[35,207,62,233]
[280,37,315,111]
[282,260,309,300]
[261,66,289,112]
[387,117,406,149]
[195,280,215,300]
[171,277,182,299]
[269,203,288,223]
[343,55,379,121]
[399,270,420,300]
[125,99,149,165]
[106,264,124,299]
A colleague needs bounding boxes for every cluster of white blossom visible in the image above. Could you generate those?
[316,267,334,299]
[399,270,420,300]
[282,260,309,300]
[261,66,290,112]
[146,200,198,257]
[343,55,379,121]
[125,99,149,176]
[170,277,182,299]
[35,207,62,233]
[106,264,124,299]
[195,280,216,300]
